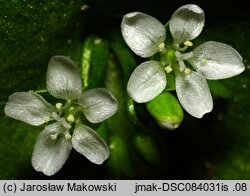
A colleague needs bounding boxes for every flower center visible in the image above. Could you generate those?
[47,101,82,140]
[161,45,193,76]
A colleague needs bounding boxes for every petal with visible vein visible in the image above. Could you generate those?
[121,12,166,57]
[176,71,213,118]
[170,4,205,44]
[47,55,82,100]
[127,61,166,103]
[72,123,109,164]
[78,88,118,123]
[187,41,245,79]
[31,122,72,176]
[4,92,55,126]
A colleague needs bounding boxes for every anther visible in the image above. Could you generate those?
[202,57,207,65]
[184,40,193,47]
[55,102,63,110]
[67,114,75,122]
[165,65,173,73]
[184,68,191,75]
[158,43,165,52]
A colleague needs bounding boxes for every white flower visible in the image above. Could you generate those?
[4,55,118,176]
[121,4,245,118]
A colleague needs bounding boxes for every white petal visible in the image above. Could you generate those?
[72,123,109,164]
[78,88,118,123]
[121,12,166,57]
[188,41,245,79]
[47,55,82,100]
[4,92,55,126]
[170,4,205,44]
[176,71,213,118]
[31,122,72,176]
[127,61,166,103]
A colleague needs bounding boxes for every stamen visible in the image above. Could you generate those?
[158,42,165,52]
[62,118,72,129]
[202,57,207,65]
[52,112,61,121]
[182,51,193,60]
[175,51,185,72]
[179,61,185,72]
[164,65,173,73]
[55,102,63,110]
[67,114,75,122]
[173,43,188,51]
[184,40,193,47]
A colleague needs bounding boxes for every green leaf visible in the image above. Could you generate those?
[110,30,137,82]
[81,36,109,89]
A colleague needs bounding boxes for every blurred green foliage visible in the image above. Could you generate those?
[0,0,249,179]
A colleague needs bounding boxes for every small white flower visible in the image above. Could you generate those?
[121,4,245,118]
[4,55,118,176]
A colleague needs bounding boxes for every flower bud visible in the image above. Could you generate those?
[146,91,183,130]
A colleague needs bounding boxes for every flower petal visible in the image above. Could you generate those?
[127,61,166,103]
[170,4,205,44]
[31,122,72,176]
[176,71,213,118]
[72,123,109,164]
[78,88,118,123]
[4,92,55,126]
[187,41,245,79]
[121,12,166,57]
[47,55,82,100]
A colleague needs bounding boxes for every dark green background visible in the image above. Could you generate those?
[0,0,249,179]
